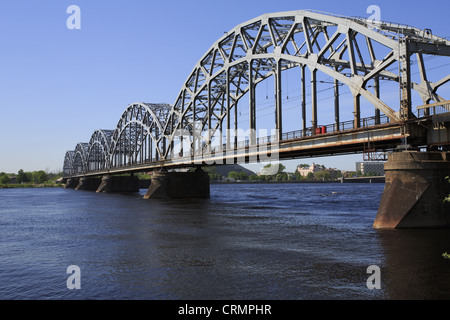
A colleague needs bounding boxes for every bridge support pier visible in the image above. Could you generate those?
[96,175,140,193]
[64,178,79,189]
[373,151,450,229]
[75,177,102,191]
[144,170,210,199]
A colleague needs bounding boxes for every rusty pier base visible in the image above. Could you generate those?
[96,175,140,193]
[144,170,210,199]
[373,151,450,229]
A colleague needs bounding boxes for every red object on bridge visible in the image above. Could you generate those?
[315,126,327,135]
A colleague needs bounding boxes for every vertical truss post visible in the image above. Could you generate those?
[399,40,412,120]
[157,127,161,161]
[275,59,283,140]
[192,98,197,157]
[144,130,148,161]
[140,127,144,163]
[128,127,132,165]
[169,119,174,160]
[301,65,307,137]
[334,76,340,131]
[149,136,153,162]
[226,69,231,150]
[234,92,238,149]
[249,60,256,145]
[207,84,212,153]
[354,94,361,128]
[180,93,185,158]
[161,131,167,160]
[311,68,318,134]
[162,136,167,161]
[374,76,381,124]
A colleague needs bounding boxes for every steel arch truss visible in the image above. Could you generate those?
[63,10,450,177]
[109,103,171,168]
[63,151,75,177]
[73,143,89,174]
[164,9,450,157]
[86,129,114,171]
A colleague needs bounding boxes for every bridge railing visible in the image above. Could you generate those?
[85,114,393,170]
[417,103,450,117]
[172,114,391,159]
[280,114,390,141]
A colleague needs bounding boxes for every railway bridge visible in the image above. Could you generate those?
[62,10,450,228]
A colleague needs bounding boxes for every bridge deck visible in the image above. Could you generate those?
[68,117,419,178]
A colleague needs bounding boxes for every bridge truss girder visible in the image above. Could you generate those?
[63,10,450,177]
[165,10,450,159]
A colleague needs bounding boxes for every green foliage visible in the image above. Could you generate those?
[135,172,152,180]
[31,170,48,184]
[275,172,288,181]
[17,169,29,183]
[314,170,331,181]
[207,169,222,181]
[0,169,62,187]
[228,171,248,181]
[442,252,450,260]
[0,172,10,184]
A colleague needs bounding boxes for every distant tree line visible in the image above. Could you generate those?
[194,163,348,182]
[0,172,10,184]
[0,169,62,185]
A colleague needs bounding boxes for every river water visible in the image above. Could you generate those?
[1,183,450,300]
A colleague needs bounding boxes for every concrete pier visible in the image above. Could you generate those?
[75,177,102,191]
[373,151,450,229]
[96,175,140,193]
[64,178,79,189]
[144,170,210,199]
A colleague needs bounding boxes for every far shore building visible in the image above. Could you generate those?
[297,163,322,177]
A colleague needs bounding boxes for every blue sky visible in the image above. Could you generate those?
[0,0,449,174]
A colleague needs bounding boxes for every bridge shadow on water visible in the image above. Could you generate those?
[375,228,450,299]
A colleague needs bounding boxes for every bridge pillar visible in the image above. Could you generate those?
[373,151,450,229]
[144,169,210,199]
[64,178,79,189]
[75,177,102,191]
[96,175,140,193]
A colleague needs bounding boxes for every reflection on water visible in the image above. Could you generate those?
[0,183,449,299]
[377,229,450,299]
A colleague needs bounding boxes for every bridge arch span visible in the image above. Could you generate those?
[62,10,450,178]
[109,103,172,168]
[163,10,450,158]
[86,129,114,172]
[63,151,75,177]
[72,143,89,174]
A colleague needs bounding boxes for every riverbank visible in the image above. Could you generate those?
[0,183,62,189]
[211,176,385,184]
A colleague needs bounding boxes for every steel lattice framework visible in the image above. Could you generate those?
[63,10,450,177]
